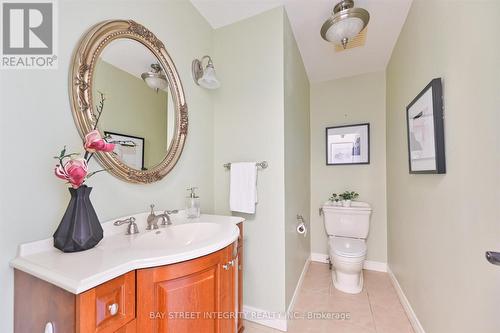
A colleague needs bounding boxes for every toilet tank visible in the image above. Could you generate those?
[322,201,372,239]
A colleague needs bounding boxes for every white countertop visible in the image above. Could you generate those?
[10,211,243,294]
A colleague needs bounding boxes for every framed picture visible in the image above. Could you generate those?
[104,131,145,170]
[326,123,370,165]
[406,78,446,174]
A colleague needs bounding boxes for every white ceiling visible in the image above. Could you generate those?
[99,39,170,91]
[100,39,159,80]
[190,0,412,82]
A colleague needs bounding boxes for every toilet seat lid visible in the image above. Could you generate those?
[330,237,366,257]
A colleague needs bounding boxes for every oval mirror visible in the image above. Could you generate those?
[70,20,188,183]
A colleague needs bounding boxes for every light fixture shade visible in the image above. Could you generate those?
[197,66,220,90]
[324,16,365,44]
[141,64,168,92]
[321,1,370,48]
[192,56,220,90]
[144,76,168,90]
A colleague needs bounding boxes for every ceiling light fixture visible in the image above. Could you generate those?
[320,0,370,49]
[192,56,220,90]
[141,63,168,92]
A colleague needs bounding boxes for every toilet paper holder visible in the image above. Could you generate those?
[296,215,307,236]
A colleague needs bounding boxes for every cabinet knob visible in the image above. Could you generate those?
[108,303,119,316]
[44,322,54,333]
[223,260,235,270]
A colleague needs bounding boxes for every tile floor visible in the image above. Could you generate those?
[243,262,414,333]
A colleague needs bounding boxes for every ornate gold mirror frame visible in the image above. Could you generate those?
[70,20,188,184]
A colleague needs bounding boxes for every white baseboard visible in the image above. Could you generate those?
[242,305,287,331]
[242,256,310,332]
[363,260,387,272]
[310,252,387,272]
[310,252,329,263]
[387,267,426,333]
[287,255,311,314]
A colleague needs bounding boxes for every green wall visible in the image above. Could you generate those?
[213,7,312,322]
[213,7,287,314]
[386,1,500,332]
[284,9,311,310]
[310,71,387,263]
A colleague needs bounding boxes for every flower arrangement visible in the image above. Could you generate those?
[339,191,359,201]
[52,93,122,253]
[329,191,359,207]
[329,193,340,203]
[53,93,114,188]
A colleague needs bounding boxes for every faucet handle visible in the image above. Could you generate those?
[166,209,179,215]
[114,217,136,226]
[114,217,139,235]
[127,220,139,235]
[150,204,155,214]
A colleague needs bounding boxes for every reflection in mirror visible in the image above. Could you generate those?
[92,38,175,171]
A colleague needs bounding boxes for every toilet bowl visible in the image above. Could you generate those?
[329,236,367,294]
[322,201,371,294]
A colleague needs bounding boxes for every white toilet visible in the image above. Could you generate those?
[322,201,372,294]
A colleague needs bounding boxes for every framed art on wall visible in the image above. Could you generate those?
[326,123,370,165]
[104,131,145,171]
[406,78,446,174]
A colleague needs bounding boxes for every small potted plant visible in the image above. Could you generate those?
[339,191,359,207]
[329,193,341,206]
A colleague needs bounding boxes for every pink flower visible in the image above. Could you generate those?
[84,130,115,153]
[54,158,88,188]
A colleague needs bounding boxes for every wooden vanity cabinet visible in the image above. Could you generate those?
[14,237,243,333]
[237,223,244,333]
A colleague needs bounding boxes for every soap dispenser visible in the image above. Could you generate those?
[186,187,200,218]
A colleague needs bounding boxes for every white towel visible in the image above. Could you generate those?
[230,162,258,214]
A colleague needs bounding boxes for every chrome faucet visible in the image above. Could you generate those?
[147,204,160,230]
[147,204,179,230]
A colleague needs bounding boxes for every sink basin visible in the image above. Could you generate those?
[167,222,222,245]
[134,222,224,249]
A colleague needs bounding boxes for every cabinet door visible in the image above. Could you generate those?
[114,319,136,333]
[137,245,236,333]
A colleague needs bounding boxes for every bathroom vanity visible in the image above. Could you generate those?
[11,213,245,333]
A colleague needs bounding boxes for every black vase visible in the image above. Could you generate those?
[53,185,103,253]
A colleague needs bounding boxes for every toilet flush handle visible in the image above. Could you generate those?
[485,251,500,266]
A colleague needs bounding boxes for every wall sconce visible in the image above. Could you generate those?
[192,55,220,90]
